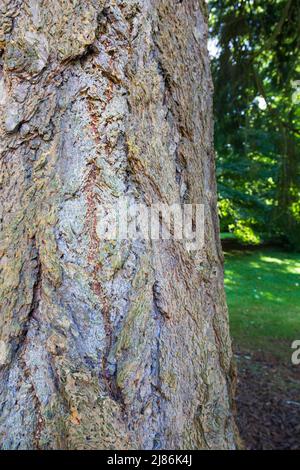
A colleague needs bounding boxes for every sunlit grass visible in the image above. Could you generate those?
[224,249,300,360]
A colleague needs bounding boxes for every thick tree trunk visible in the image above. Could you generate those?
[0,0,237,450]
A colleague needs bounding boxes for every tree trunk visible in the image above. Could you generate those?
[0,0,237,450]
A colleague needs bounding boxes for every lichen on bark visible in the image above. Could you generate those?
[0,0,238,449]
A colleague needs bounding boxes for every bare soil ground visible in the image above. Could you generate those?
[234,350,300,450]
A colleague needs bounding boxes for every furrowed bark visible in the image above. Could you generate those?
[0,0,237,449]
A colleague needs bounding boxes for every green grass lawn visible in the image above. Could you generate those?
[224,249,300,361]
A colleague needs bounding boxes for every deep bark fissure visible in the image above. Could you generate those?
[150,295,164,450]
[14,236,42,359]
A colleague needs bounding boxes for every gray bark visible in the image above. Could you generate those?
[0,0,237,449]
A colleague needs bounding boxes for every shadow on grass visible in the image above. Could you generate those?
[224,249,300,361]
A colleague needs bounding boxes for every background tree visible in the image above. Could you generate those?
[210,0,300,249]
[0,0,237,449]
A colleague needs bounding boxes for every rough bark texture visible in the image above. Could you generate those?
[0,0,237,449]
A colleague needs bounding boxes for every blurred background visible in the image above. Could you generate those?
[209,0,300,449]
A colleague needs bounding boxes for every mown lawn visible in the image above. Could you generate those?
[224,249,300,361]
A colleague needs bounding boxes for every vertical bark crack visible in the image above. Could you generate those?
[15,236,42,356]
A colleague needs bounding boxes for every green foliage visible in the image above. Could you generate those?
[210,0,300,249]
[224,249,300,360]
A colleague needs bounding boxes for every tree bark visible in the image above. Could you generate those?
[0,0,237,449]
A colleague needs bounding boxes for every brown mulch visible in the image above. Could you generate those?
[234,351,300,450]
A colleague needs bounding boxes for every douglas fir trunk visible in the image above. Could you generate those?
[0,0,237,449]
